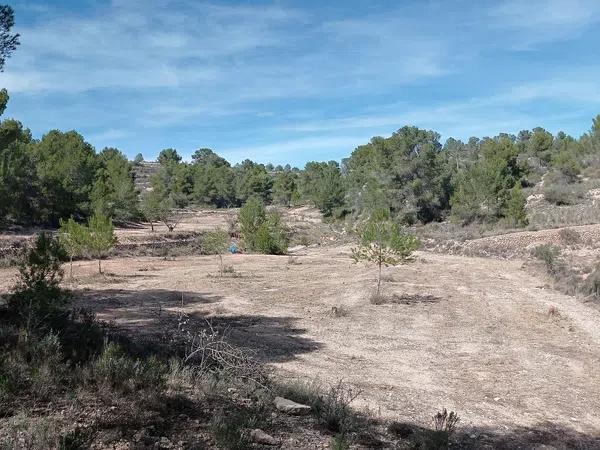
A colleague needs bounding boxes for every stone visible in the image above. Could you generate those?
[274,396,311,415]
[250,429,279,446]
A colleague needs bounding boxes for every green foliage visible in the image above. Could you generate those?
[233,159,273,204]
[139,189,162,230]
[253,211,288,255]
[0,119,37,225]
[157,148,181,165]
[272,169,298,206]
[503,184,528,227]
[58,217,89,278]
[7,233,69,333]
[299,161,345,217]
[238,197,288,254]
[91,148,139,221]
[32,130,98,224]
[345,127,451,223]
[86,212,117,273]
[192,148,234,207]
[202,228,229,277]
[542,170,583,205]
[91,343,166,393]
[238,196,267,244]
[551,150,580,182]
[0,5,19,72]
[451,137,523,224]
[351,210,420,295]
[132,153,144,165]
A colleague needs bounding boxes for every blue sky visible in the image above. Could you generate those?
[2,0,600,166]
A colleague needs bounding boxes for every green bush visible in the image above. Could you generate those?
[531,244,561,274]
[7,233,70,334]
[238,197,288,254]
[91,343,167,393]
[503,184,528,227]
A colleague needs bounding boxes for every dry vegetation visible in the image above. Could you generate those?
[1,207,600,449]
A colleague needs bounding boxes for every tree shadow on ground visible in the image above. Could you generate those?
[387,419,600,449]
[454,422,600,450]
[75,287,323,364]
[389,293,442,305]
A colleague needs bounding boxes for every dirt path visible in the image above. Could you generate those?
[1,244,599,443]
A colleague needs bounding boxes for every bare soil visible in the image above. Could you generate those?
[2,210,600,448]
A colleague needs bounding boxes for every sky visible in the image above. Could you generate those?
[2,0,600,166]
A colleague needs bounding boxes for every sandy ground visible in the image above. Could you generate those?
[2,240,599,442]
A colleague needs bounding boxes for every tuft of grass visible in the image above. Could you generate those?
[531,244,561,274]
[330,305,350,318]
[369,292,388,305]
[90,342,167,393]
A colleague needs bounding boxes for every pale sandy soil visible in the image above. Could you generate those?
[1,242,599,443]
[2,209,600,447]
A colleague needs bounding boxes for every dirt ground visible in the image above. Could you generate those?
[1,210,600,448]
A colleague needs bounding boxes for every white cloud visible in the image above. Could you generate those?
[490,0,600,47]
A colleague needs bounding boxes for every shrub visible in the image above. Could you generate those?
[7,233,70,334]
[313,381,360,433]
[531,244,561,274]
[542,172,584,205]
[582,265,600,300]
[503,184,528,227]
[91,343,166,393]
[424,409,460,449]
[210,404,268,450]
[239,197,288,254]
[238,196,266,241]
[253,212,288,255]
[331,434,351,450]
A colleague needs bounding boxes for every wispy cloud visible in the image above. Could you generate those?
[490,0,600,48]
[1,0,598,164]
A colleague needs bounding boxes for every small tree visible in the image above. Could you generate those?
[202,228,229,277]
[133,153,144,165]
[140,189,161,232]
[351,211,420,296]
[156,195,183,232]
[238,197,288,254]
[503,184,528,228]
[8,233,69,336]
[238,196,266,248]
[58,217,88,278]
[86,212,117,274]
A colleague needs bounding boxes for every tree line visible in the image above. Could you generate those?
[2,111,600,230]
[1,4,600,230]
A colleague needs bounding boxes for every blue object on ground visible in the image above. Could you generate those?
[229,243,238,254]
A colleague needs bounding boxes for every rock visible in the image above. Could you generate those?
[274,396,311,415]
[155,437,173,449]
[250,429,278,445]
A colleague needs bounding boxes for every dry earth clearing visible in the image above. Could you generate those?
[1,210,600,448]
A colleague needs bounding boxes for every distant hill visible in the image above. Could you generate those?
[132,161,160,193]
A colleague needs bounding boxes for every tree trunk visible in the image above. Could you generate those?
[98,259,102,274]
[150,221,154,232]
[377,261,382,296]
[70,256,73,279]
[219,254,223,278]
